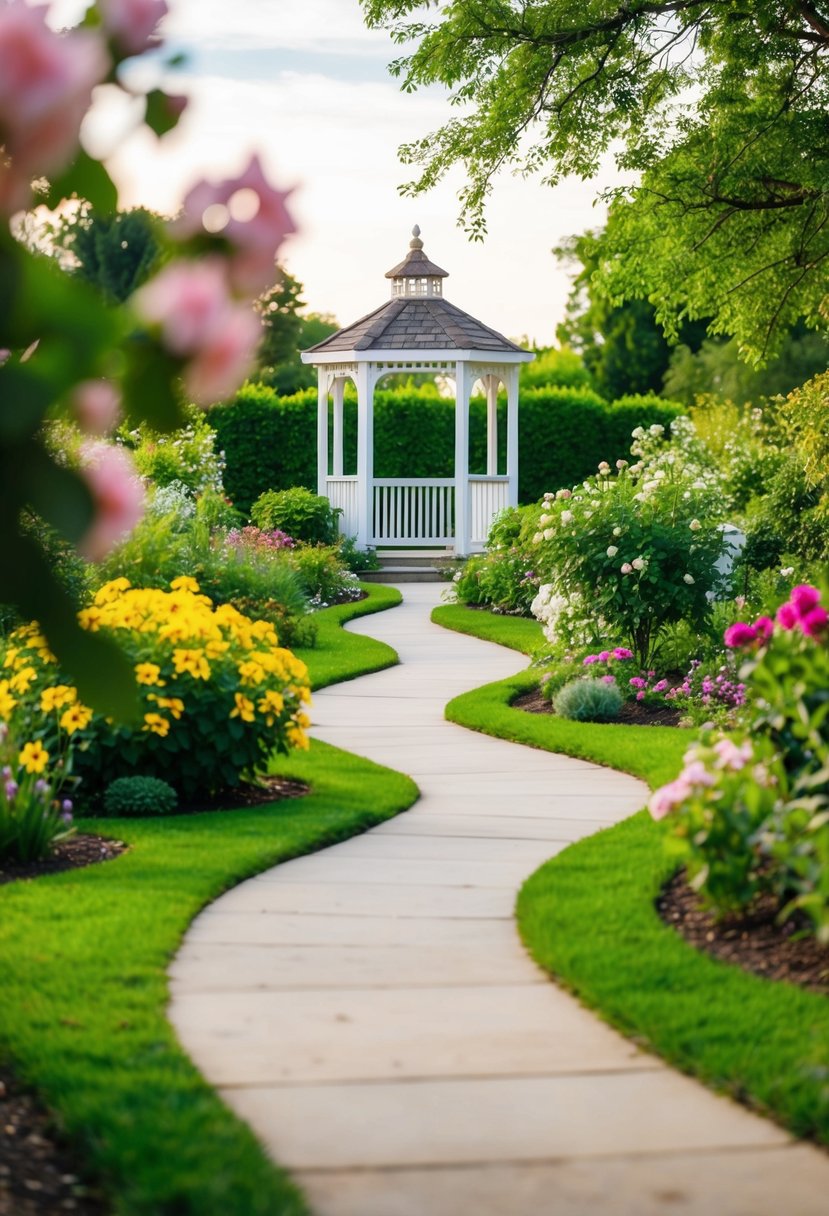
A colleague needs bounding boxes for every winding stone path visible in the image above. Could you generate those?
[169,584,829,1215]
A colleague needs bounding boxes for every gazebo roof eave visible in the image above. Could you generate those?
[300,346,535,366]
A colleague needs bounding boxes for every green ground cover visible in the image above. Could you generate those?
[434,600,829,1147]
[0,584,415,1216]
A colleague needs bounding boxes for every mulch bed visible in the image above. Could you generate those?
[0,1066,110,1215]
[0,835,127,888]
[177,774,310,814]
[512,687,683,727]
[658,869,829,996]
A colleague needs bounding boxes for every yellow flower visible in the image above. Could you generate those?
[94,577,132,605]
[143,712,170,737]
[230,692,255,723]
[9,666,36,694]
[135,662,165,687]
[148,695,185,720]
[287,726,310,751]
[19,740,49,774]
[257,689,284,715]
[298,685,312,705]
[78,606,103,632]
[294,710,312,730]
[172,649,211,680]
[238,659,266,686]
[170,575,201,593]
[60,703,93,735]
[40,685,77,713]
[3,647,19,669]
[0,680,17,719]
[205,639,230,659]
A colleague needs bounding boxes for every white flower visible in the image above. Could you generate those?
[692,480,706,490]
[606,545,619,557]
[650,423,665,436]
[631,426,645,439]
[539,513,551,526]
[616,459,628,469]
[543,527,554,541]
[598,461,611,473]
[689,519,701,531]
[780,566,794,578]
[683,573,695,585]
[632,556,647,571]
[612,526,622,537]
[654,469,666,480]
[621,562,633,574]
[532,531,544,544]
[543,492,554,502]
[560,509,573,525]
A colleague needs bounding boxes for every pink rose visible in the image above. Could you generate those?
[0,3,108,213]
[713,738,752,772]
[78,443,145,561]
[799,606,828,638]
[98,0,168,56]
[620,562,633,575]
[174,155,296,296]
[682,760,714,788]
[776,601,799,630]
[71,379,121,435]
[723,621,757,648]
[132,259,262,404]
[598,650,611,661]
[790,584,821,616]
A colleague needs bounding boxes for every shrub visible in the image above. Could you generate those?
[2,579,312,804]
[286,545,361,606]
[125,411,227,497]
[553,677,623,722]
[520,346,595,390]
[104,775,178,817]
[451,507,539,614]
[651,583,829,938]
[526,420,727,666]
[251,487,340,545]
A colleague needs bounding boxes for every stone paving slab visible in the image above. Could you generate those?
[175,983,649,1084]
[295,1145,829,1216]
[218,1071,787,1172]
[168,583,829,1214]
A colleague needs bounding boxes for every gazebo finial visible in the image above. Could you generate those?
[410,224,423,250]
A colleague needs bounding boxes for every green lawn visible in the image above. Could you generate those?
[434,600,829,1147]
[0,584,416,1216]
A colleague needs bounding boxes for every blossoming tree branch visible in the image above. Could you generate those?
[0,0,294,715]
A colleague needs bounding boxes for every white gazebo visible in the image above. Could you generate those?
[301,227,534,556]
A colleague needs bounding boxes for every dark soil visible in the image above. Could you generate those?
[0,1065,110,1215]
[177,774,310,815]
[512,687,683,727]
[658,869,829,996]
[0,835,127,887]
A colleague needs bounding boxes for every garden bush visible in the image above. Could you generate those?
[286,545,362,607]
[103,775,178,817]
[452,506,539,615]
[1,578,312,805]
[251,487,341,545]
[552,677,622,722]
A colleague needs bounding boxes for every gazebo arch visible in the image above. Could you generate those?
[301,227,534,556]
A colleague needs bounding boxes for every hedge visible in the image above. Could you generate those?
[210,382,682,515]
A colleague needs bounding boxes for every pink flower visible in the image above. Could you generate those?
[776,601,800,630]
[724,621,757,648]
[598,650,611,662]
[653,679,668,692]
[132,259,262,404]
[800,606,828,638]
[98,0,168,55]
[752,616,775,641]
[0,3,108,213]
[713,738,753,772]
[791,584,821,615]
[629,677,646,689]
[648,778,692,821]
[601,675,616,685]
[620,562,633,575]
[635,690,645,701]
[612,647,633,660]
[583,655,600,665]
[71,379,121,435]
[682,760,714,788]
[556,488,572,500]
[174,155,296,296]
[78,443,145,561]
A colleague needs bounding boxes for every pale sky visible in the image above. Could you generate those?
[71,0,629,343]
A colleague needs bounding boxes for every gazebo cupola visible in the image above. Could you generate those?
[301,227,534,556]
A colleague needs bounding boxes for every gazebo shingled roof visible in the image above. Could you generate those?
[305,297,525,354]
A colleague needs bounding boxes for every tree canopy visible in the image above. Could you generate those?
[362,0,829,360]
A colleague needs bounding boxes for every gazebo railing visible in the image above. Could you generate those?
[372,478,455,546]
[326,475,360,539]
[470,476,510,546]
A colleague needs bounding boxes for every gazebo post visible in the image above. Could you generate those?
[506,365,519,508]
[454,360,472,557]
[332,376,345,478]
[355,362,373,549]
[485,374,499,476]
[316,367,328,498]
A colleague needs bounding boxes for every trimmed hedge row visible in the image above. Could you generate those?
[210,383,681,514]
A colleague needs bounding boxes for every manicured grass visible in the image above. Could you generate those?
[431,602,543,654]
[296,582,401,689]
[0,588,414,1216]
[435,600,829,1147]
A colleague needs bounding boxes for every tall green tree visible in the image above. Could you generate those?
[255,269,338,394]
[362,0,829,360]
[56,204,164,303]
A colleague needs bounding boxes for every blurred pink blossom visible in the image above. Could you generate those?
[0,3,108,213]
[98,0,168,56]
[648,778,691,821]
[71,379,121,435]
[174,154,295,296]
[776,601,800,630]
[723,621,757,648]
[133,259,261,405]
[713,738,753,772]
[791,584,821,615]
[78,442,145,561]
[800,605,828,638]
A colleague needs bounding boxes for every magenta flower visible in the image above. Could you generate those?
[791,584,821,615]
[601,675,616,685]
[800,605,828,638]
[648,778,692,820]
[724,621,758,648]
[776,601,800,630]
[752,616,775,641]
[612,647,633,660]
[629,677,647,689]
[597,650,611,661]
[653,679,668,693]
[582,655,600,665]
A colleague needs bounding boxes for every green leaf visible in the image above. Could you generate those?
[144,90,185,138]
[44,148,118,215]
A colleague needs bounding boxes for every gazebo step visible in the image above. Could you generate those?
[376,550,455,569]
[360,566,446,584]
